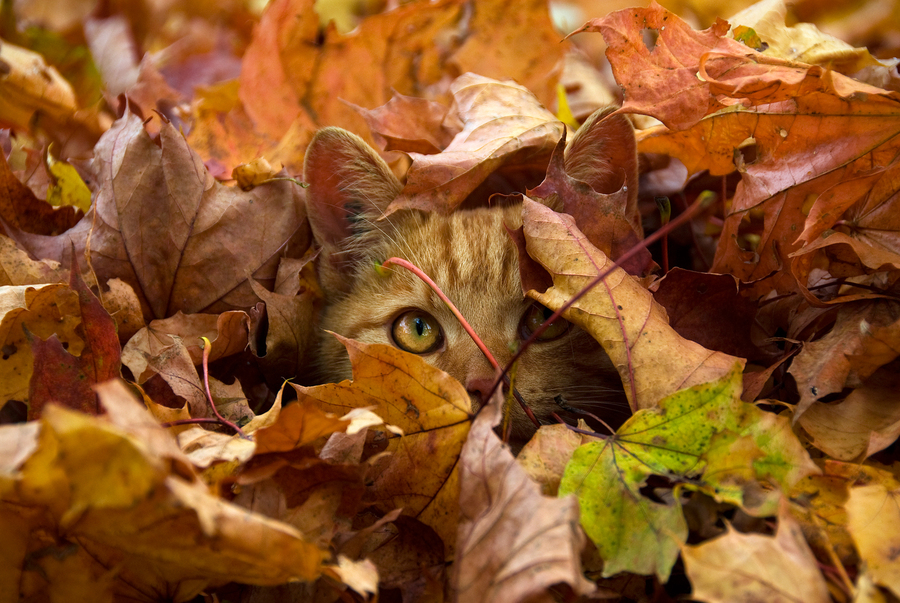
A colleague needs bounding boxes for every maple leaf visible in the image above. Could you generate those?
[0,380,328,601]
[528,126,650,275]
[389,73,564,215]
[16,110,311,320]
[293,334,472,555]
[846,477,900,597]
[0,150,82,236]
[789,300,900,418]
[560,364,818,580]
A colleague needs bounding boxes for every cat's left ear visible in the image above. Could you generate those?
[303,127,402,247]
[564,106,639,219]
[303,127,402,291]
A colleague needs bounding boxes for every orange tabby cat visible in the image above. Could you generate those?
[303,108,636,440]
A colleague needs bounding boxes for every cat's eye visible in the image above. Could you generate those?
[520,303,570,341]
[391,310,443,354]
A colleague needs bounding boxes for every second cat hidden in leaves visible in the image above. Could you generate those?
[302,105,638,445]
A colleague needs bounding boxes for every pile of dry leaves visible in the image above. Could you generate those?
[1,0,899,601]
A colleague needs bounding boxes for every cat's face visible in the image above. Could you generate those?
[315,204,625,438]
[303,112,636,440]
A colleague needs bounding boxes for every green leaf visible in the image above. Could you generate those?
[559,363,818,580]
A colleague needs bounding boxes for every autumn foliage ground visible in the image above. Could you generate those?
[1,0,900,601]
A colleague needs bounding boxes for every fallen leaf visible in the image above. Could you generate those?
[528,127,650,275]
[789,300,900,418]
[0,235,67,286]
[16,110,312,320]
[521,198,742,411]
[652,268,775,362]
[448,0,569,110]
[846,480,900,597]
[730,0,894,78]
[682,503,830,603]
[516,422,588,496]
[355,92,457,155]
[559,364,817,580]
[121,310,250,384]
[0,381,329,600]
[453,390,594,602]
[0,148,82,236]
[254,392,351,455]
[389,74,564,215]
[571,3,743,130]
[293,334,472,556]
[799,364,900,460]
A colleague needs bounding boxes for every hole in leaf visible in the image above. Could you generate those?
[642,27,659,52]
[735,138,758,170]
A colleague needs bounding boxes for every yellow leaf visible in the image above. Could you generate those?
[46,154,92,212]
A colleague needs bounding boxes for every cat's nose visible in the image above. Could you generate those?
[466,376,500,406]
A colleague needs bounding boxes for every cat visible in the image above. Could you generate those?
[302,107,637,442]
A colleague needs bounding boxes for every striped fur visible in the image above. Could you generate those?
[305,126,630,441]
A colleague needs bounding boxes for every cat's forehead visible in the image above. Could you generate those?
[350,205,529,323]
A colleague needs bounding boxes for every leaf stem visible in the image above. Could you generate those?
[199,336,249,439]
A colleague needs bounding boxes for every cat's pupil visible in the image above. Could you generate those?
[415,317,425,337]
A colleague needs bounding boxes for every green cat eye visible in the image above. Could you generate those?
[520,303,570,341]
[391,310,443,354]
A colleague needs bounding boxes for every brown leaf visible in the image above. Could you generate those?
[528,130,650,275]
[254,393,350,455]
[0,150,82,236]
[100,278,146,343]
[799,363,900,460]
[682,502,831,603]
[389,73,564,215]
[453,395,594,602]
[248,253,321,385]
[0,234,67,286]
[23,267,121,419]
[792,156,900,271]
[1,381,328,599]
[651,268,774,362]
[121,310,250,384]
[846,479,900,597]
[354,92,457,155]
[0,284,81,413]
[449,0,569,110]
[521,198,743,411]
[573,3,741,130]
[788,300,900,418]
[294,334,472,555]
[515,423,587,496]
[18,110,311,320]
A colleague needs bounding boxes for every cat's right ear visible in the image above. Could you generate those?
[303,127,402,291]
